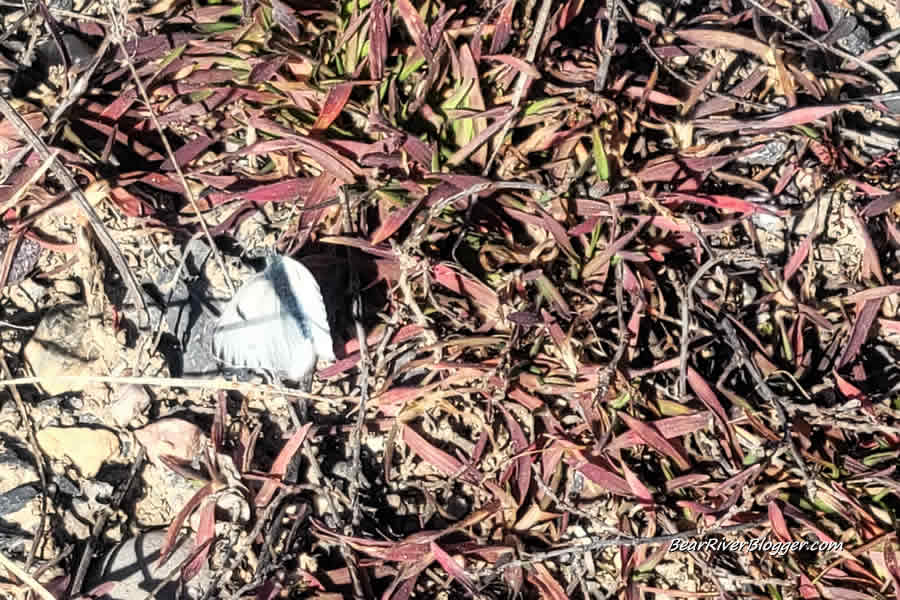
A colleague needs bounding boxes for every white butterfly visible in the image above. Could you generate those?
[211,254,335,381]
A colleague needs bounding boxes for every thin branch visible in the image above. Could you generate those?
[0,97,149,323]
[742,0,898,92]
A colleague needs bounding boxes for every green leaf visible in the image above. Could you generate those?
[591,126,610,181]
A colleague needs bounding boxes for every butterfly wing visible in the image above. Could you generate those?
[211,255,333,381]
[278,256,335,362]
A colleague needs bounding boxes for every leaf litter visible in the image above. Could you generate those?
[1,0,900,598]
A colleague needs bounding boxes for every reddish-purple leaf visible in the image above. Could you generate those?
[860,190,900,217]
[402,426,480,484]
[482,54,541,79]
[836,299,881,369]
[498,405,532,502]
[369,0,388,79]
[807,0,829,31]
[675,29,771,61]
[527,563,568,600]
[686,368,734,459]
[619,412,690,470]
[249,55,287,84]
[312,83,354,132]
[370,196,425,245]
[768,500,791,542]
[256,423,313,507]
[158,482,213,569]
[160,136,214,171]
[567,457,631,496]
[396,0,433,61]
[430,542,476,593]
[637,155,736,182]
[606,413,712,452]
[784,232,813,281]
[622,463,654,505]
[490,0,515,53]
[664,473,710,492]
[183,502,215,581]
[695,67,766,117]
[432,263,500,320]
[843,286,900,304]
[271,0,300,40]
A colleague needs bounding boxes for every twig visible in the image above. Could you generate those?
[0,374,342,401]
[742,0,897,93]
[49,37,111,124]
[108,24,235,294]
[199,488,288,600]
[482,0,554,174]
[0,97,149,323]
[0,357,49,573]
[69,449,145,596]
[0,553,56,600]
[594,0,619,92]
[301,439,367,598]
[678,253,733,401]
[340,187,370,532]
[717,317,814,497]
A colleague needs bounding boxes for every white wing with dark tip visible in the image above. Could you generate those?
[211,255,334,381]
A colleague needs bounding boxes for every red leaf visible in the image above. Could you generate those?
[527,563,568,600]
[836,299,881,369]
[255,423,313,507]
[431,263,500,321]
[249,55,287,83]
[607,413,712,451]
[784,233,813,281]
[768,500,791,542]
[675,29,771,61]
[567,457,631,496]
[369,0,389,79]
[312,83,354,132]
[402,426,480,484]
[622,463,654,505]
[271,0,300,40]
[370,196,424,245]
[430,542,476,593]
[396,0,432,61]
[159,483,213,569]
[619,412,690,470]
[490,0,515,53]
[183,502,216,581]
[482,54,541,79]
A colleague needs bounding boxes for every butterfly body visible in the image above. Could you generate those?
[211,255,334,381]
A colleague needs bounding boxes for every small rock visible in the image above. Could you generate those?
[7,278,46,312]
[133,417,208,469]
[36,426,120,477]
[0,482,41,517]
[54,279,82,297]
[87,529,212,600]
[24,304,103,396]
[0,228,42,287]
[108,384,151,427]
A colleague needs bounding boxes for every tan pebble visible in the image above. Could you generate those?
[54,279,81,297]
[108,384,151,427]
[37,426,120,477]
[24,305,101,396]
